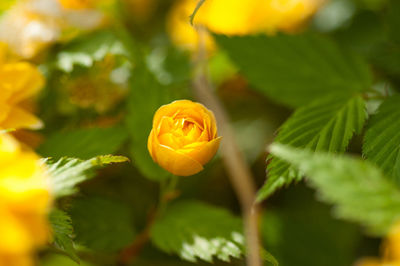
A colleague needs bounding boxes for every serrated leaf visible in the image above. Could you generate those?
[49,209,79,263]
[45,155,128,198]
[39,127,128,160]
[151,201,245,263]
[257,94,367,202]
[69,196,135,251]
[363,95,400,183]
[270,144,400,236]
[215,34,371,108]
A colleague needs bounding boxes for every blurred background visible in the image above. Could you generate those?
[0,0,398,265]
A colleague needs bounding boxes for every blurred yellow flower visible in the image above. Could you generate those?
[61,54,129,113]
[0,133,51,266]
[58,0,94,9]
[355,222,400,266]
[167,0,324,52]
[148,100,221,176]
[0,0,104,58]
[0,45,45,130]
[58,0,115,10]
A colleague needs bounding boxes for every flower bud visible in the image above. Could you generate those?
[148,100,221,176]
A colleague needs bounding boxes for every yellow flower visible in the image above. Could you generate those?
[0,0,104,58]
[167,0,324,52]
[58,0,94,9]
[0,133,51,266]
[148,100,221,176]
[0,45,45,130]
[355,222,400,266]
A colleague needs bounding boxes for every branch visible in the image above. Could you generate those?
[189,0,206,25]
[192,26,262,266]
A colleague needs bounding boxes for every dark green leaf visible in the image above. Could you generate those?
[363,95,400,183]
[69,197,136,251]
[257,94,367,201]
[151,201,245,262]
[216,34,372,108]
[49,209,79,263]
[261,186,359,266]
[39,127,128,160]
[270,144,400,235]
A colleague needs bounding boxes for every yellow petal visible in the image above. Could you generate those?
[0,210,32,254]
[147,129,155,159]
[0,106,43,130]
[0,133,20,164]
[0,104,12,126]
[0,63,44,104]
[151,131,204,176]
[181,136,221,165]
[153,100,208,129]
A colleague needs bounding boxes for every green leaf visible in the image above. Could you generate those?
[49,209,79,263]
[56,30,131,73]
[270,144,400,236]
[387,0,400,44]
[69,196,136,251]
[40,254,94,266]
[39,127,128,160]
[45,155,129,198]
[261,187,359,266]
[215,34,372,108]
[151,201,245,262]
[257,94,366,202]
[125,53,187,181]
[363,95,400,183]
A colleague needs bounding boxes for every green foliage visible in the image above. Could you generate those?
[257,94,366,201]
[38,126,128,160]
[270,144,400,236]
[125,50,188,181]
[387,0,400,44]
[56,30,131,73]
[261,186,360,266]
[215,34,372,108]
[49,209,78,263]
[45,155,128,198]
[150,201,245,263]
[40,254,93,266]
[69,196,136,251]
[363,95,400,183]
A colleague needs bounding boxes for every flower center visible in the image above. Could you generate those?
[158,116,208,150]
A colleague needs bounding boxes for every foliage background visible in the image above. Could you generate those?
[2,0,399,265]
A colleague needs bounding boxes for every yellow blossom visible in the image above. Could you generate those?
[0,44,44,130]
[0,0,104,58]
[0,133,51,266]
[58,0,94,9]
[148,100,221,176]
[167,0,324,52]
[356,222,400,266]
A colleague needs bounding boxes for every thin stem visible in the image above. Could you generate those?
[118,175,179,265]
[193,26,262,266]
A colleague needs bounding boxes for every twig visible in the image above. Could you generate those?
[193,26,262,266]
[189,0,206,25]
[118,176,179,265]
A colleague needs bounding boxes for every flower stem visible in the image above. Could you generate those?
[193,26,262,266]
[117,175,179,265]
